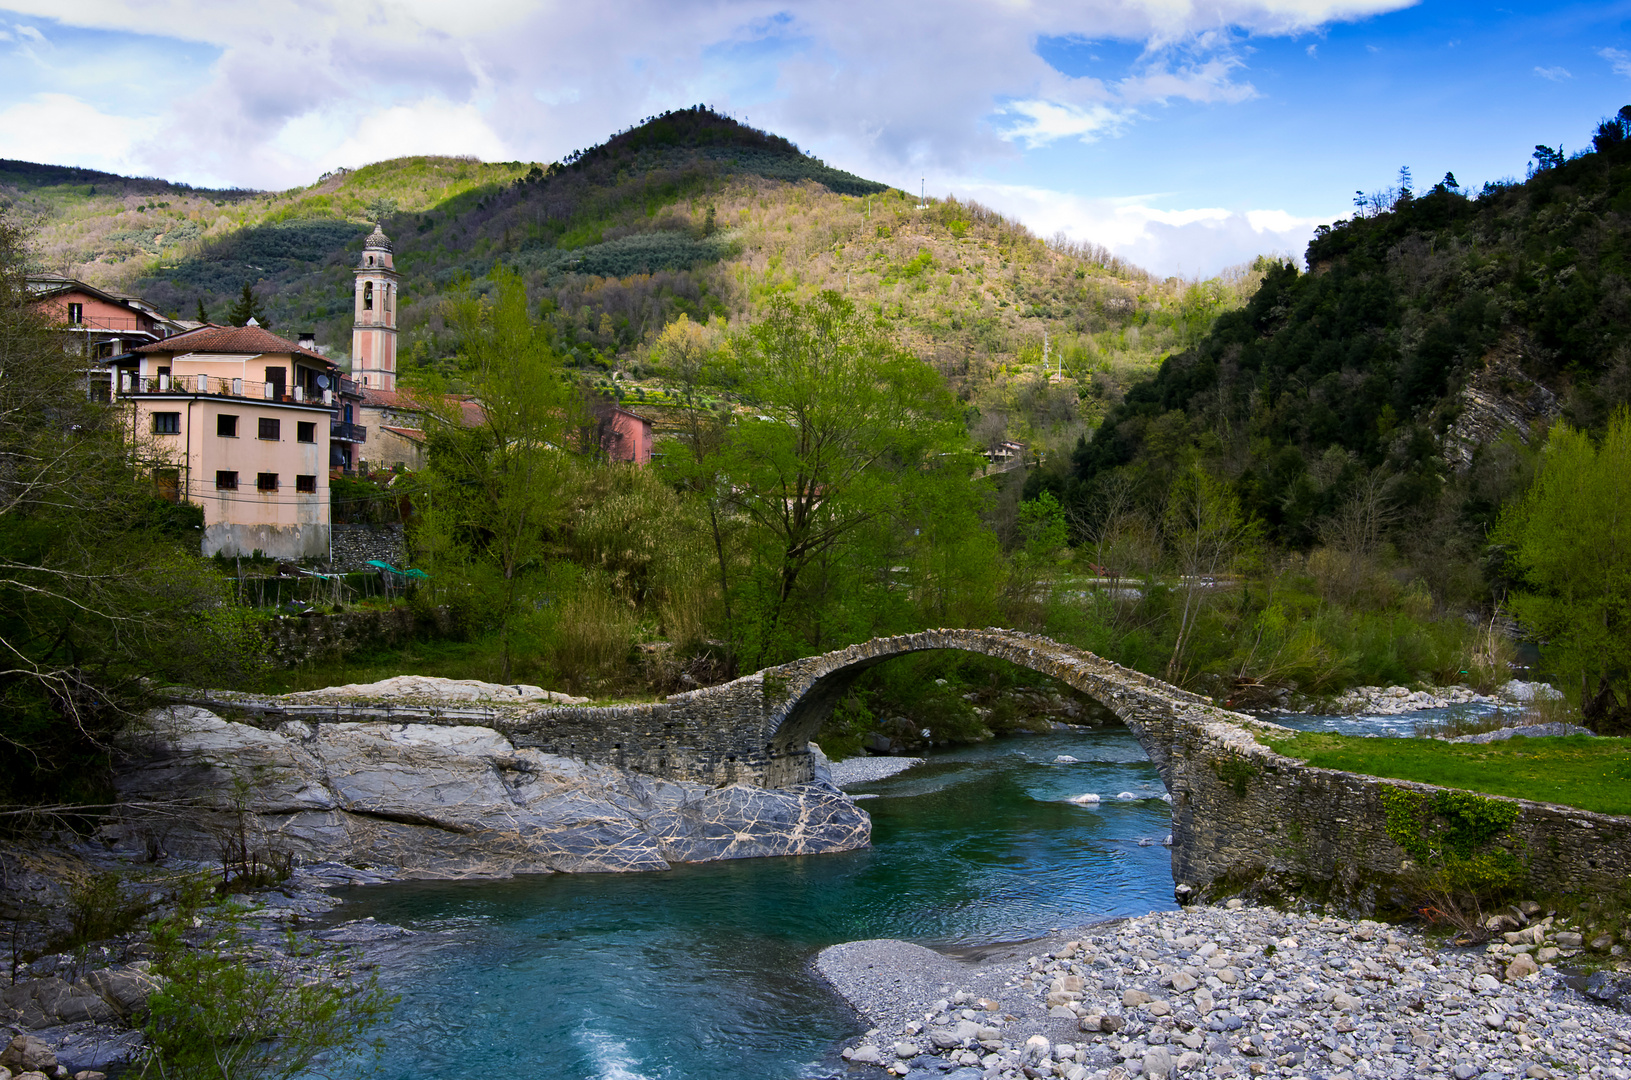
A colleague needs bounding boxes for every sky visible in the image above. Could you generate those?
[2,1,1629,277]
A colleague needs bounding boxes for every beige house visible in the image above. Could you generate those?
[117,323,365,559]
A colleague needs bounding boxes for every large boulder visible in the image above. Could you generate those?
[106,709,869,878]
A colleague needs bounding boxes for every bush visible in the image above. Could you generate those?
[141,878,396,1080]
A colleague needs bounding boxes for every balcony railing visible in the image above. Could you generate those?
[331,421,367,443]
[61,314,156,333]
[119,373,341,406]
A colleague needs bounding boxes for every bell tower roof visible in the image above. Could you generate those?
[359,224,393,263]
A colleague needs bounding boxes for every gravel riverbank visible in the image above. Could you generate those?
[830,756,927,786]
[819,904,1631,1080]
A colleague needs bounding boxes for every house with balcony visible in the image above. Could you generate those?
[115,322,366,559]
[28,277,187,397]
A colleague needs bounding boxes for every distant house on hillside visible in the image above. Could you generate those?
[586,396,654,464]
[114,322,365,559]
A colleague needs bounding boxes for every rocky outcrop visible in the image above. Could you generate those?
[1444,337,1560,471]
[104,706,869,878]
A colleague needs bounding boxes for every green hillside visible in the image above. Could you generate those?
[1058,106,1631,609]
[6,107,1264,459]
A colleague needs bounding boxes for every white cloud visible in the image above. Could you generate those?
[294,99,513,172]
[0,0,1421,189]
[0,92,160,173]
[1306,43,1318,57]
[1602,47,1631,78]
[1533,65,1571,82]
[946,179,1331,277]
[1001,100,1130,147]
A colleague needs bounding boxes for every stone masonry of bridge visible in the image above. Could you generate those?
[183,628,1630,909]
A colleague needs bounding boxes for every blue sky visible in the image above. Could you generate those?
[2,1,1629,276]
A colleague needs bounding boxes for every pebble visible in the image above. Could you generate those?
[823,904,1631,1080]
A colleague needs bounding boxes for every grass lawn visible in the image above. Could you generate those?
[1260,732,1631,818]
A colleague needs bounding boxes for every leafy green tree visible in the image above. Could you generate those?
[412,267,581,681]
[651,315,738,645]
[364,195,398,224]
[707,291,970,665]
[226,283,269,328]
[1495,409,1631,728]
[0,214,263,801]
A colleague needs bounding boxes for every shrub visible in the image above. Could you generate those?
[140,878,396,1080]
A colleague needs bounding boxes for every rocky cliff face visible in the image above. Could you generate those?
[1444,337,1560,471]
[105,706,870,878]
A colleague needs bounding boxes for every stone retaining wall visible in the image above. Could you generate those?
[328,524,405,572]
[263,605,461,666]
[1169,715,1631,910]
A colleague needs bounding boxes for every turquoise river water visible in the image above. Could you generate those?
[322,707,1472,1079]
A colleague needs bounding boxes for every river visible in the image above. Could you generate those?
[320,705,1481,1079]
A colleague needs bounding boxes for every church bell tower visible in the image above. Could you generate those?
[352,224,398,391]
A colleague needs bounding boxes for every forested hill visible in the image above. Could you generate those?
[8,106,1268,460]
[1064,107,1631,569]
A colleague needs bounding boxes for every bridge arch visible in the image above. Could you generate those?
[665,628,1226,793]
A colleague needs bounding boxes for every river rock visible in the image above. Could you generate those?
[0,1037,54,1075]
[103,706,870,877]
[822,904,1631,1080]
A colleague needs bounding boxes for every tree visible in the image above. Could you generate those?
[1592,106,1631,152]
[708,291,968,665]
[651,315,737,647]
[364,195,398,224]
[413,267,580,681]
[226,283,269,328]
[0,214,262,801]
[195,297,208,323]
[1163,465,1254,683]
[1495,409,1631,730]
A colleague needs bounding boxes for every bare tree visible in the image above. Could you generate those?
[1163,466,1253,684]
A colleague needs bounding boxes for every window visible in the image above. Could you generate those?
[258,417,280,440]
[68,302,83,325]
[384,284,392,313]
[296,421,316,443]
[295,474,317,493]
[152,412,180,435]
[256,473,279,492]
[363,281,373,311]
[217,414,238,438]
[215,470,238,490]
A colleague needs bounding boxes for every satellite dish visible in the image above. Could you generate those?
[316,375,330,389]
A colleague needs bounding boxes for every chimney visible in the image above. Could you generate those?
[298,331,316,351]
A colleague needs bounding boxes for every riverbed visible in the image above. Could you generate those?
[318,704,1498,1080]
[320,727,1175,1079]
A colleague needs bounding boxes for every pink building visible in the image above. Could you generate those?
[589,397,654,463]
[118,324,365,559]
[28,277,185,395]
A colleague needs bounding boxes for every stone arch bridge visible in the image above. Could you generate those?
[513,628,1242,792]
[203,627,1631,906]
